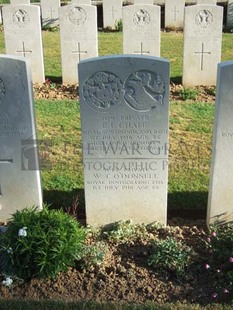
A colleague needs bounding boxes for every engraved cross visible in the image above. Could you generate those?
[172,6,180,22]
[134,42,150,55]
[47,7,56,19]
[71,42,87,62]
[0,159,13,196]
[16,42,32,57]
[110,6,117,19]
[194,43,211,71]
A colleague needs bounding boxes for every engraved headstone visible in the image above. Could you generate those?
[0,55,42,222]
[59,4,98,84]
[41,0,60,27]
[207,61,233,225]
[227,0,233,31]
[165,0,185,29]
[196,0,216,4]
[3,5,45,83]
[182,5,223,86]
[103,0,122,29]
[123,4,160,57]
[10,0,30,4]
[72,0,91,4]
[79,55,170,227]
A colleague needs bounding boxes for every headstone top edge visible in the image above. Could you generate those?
[218,60,233,69]
[0,54,28,64]
[79,55,170,66]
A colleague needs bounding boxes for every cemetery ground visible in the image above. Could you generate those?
[1,29,233,309]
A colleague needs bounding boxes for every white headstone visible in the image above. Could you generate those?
[227,0,233,31]
[134,0,154,4]
[0,8,2,24]
[3,5,45,84]
[0,55,42,222]
[207,61,233,225]
[72,0,91,4]
[79,55,170,227]
[59,4,98,84]
[10,0,30,4]
[196,0,216,4]
[165,0,185,29]
[182,5,223,86]
[123,4,160,57]
[40,0,60,27]
[103,0,122,29]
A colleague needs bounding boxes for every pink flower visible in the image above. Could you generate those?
[205,263,210,270]
[212,292,217,299]
[207,237,211,243]
[229,257,233,263]
[223,288,229,294]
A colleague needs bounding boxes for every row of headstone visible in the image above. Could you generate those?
[3,0,233,31]
[2,3,223,86]
[1,53,231,227]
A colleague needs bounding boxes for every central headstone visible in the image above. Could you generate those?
[0,55,42,222]
[79,55,170,227]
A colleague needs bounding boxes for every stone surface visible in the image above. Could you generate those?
[40,0,60,27]
[196,0,216,4]
[3,5,45,83]
[78,55,170,227]
[123,4,160,57]
[207,61,233,225]
[0,55,42,222]
[182,4,223,86]
[0,8,2,24]
[165,0,185,29]
[10,0,30,4]
[72,0,92,4]
[227,0,233,30]
[59,4,98,84]
[103,0,122,29]
[134,0,154,4]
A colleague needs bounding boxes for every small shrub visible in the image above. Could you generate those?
[180,87,199,100]
[80,241,108,271]
[0,207,86,279]
[148,237,193,278]
[103,220,151,244]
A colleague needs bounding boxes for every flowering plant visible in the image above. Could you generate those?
[204,224,233,301]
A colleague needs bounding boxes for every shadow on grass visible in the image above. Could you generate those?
[168,191,208,220]
[45,76,62,84]
[43,189,207,225]
[43,188,86,225]
[170,76,182,84]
